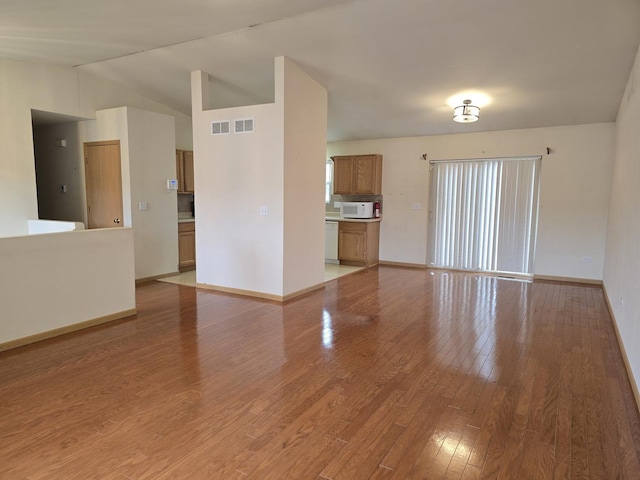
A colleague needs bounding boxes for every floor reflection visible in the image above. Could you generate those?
[322,309,334,348]
[428,270,532,382]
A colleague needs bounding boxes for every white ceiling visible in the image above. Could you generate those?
[3,0,640,141]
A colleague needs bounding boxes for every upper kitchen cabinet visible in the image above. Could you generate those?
[176,150,195,193]
[332,154,382,195]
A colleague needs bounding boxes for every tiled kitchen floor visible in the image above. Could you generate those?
[322,263,363,281]
[157,270,196,287]
[157,264,364,288]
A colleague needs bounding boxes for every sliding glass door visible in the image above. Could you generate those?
[427,156,541,275]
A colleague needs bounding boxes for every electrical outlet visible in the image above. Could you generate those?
[259,206,268,216]
[411,203,422,210]
[582,256,592,263]
[138,201,148,211]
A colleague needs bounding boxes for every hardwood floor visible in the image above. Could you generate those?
[1,267,639,479]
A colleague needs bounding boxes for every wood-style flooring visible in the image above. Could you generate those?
[1,267,639,479]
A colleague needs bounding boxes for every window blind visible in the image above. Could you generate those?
[427,156,541,275]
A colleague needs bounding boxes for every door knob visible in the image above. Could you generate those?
[114,218,121,224]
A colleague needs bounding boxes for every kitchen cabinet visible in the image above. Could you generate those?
[332,154,382,195]
[176,150,195,193]
[338,221,380,266]
[178,222,196,271]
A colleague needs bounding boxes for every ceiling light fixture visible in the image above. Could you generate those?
[453,99,480,123]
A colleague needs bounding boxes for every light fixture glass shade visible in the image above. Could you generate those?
[453,100,480,123]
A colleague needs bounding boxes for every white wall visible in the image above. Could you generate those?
[281,58,328,295]
[0,228,135,346]
[604,45,640,396]
[126,107,179,279]
[191,57,327,298]
[28,220,84,234]
[328,123,614,280]
[89,108,133,227]
[193,82,283,295]
[0,59,192,238]
[80,107,179,279]
[192,75,285,296]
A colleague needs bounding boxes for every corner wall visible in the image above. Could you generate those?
[82,107,179,280]
[328,123,614,281]
[603,44,640,402]
[126,107,179,279]
[192,76,284,296]
[281,58,328,295]
[191,57,327,298]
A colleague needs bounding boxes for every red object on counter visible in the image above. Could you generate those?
[374,201,381,218]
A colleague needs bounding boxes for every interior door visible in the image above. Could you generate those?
[84,140,123,229]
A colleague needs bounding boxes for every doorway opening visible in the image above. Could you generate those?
[31,109,89,223]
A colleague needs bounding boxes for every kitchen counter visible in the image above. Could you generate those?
[178,216,195,223]
[325,215,381,223]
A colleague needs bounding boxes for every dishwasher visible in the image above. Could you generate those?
[325,221,339,264]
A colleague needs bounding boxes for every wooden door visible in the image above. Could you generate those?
[84,141,123,229]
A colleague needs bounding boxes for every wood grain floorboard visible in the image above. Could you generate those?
[1,267,639,479]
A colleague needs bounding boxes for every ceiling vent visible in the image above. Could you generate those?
[234,118,254,133]
[211,120,230,135]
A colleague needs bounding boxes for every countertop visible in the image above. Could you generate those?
[178,215,379,224]
[178,215,195,223]
[325,215,381,223]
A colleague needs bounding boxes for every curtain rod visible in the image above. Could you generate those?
[427,154,543,165]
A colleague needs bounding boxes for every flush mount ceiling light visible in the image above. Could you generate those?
[453,99,480,123]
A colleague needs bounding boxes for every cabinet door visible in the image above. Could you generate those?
[332,156,354,194]
[183,150,195,193]
[338,222,367,262]
[353,155,381,194]
[178,223,196,269]
[176,150,185,193]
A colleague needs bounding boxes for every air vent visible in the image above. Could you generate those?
[234,118,254,133]
[211,120,230,135]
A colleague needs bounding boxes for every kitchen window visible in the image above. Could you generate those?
[325,160,333,203]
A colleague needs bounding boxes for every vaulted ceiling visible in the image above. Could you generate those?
[3,0,640,141]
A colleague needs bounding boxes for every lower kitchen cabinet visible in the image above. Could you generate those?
[178,222,196,271]
[338,221,380,267]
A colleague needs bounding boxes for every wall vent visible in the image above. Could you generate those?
[234,118,254,133]
[211,120,230,135]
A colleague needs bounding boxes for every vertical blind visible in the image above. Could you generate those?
[427,156,541,275]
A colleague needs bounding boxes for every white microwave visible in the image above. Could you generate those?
[340,202,374,219]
